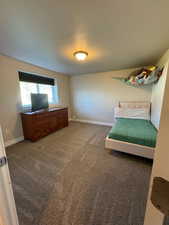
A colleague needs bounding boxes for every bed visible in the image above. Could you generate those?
[105,102,157,159]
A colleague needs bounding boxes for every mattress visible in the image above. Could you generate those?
[108,118,157,147]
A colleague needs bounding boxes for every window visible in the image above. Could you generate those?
[20,81,59,107]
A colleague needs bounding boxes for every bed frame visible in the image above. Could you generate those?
[105,135,154,159]
[105,101,155,159]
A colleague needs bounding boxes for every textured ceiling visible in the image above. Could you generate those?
[0,0,169,75]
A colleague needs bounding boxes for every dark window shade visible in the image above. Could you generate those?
[18,72,55,86]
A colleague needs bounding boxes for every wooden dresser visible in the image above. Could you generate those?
[21,107,68,141]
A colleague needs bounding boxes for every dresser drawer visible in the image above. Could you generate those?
[21,107,68,141]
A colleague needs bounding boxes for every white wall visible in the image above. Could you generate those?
[0,55,70,145]
[70,68,152,125]
[144,50,169,225]
[151,50,169,129]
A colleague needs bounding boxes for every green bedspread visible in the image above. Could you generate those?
[108,118,157,147]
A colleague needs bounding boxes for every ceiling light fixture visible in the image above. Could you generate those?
[74,51,88,61]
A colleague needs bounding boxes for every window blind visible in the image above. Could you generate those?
[18,71,55,86]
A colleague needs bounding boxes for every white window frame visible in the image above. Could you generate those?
[19,80,59,109]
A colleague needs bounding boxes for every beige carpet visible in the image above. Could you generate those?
[6,122,152,225]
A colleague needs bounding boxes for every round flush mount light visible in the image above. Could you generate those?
[73,51,88,61]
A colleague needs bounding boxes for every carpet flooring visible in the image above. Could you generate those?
[6,122,152,225]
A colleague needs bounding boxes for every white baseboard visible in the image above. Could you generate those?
[5,136,24,147]
[70,118,113,127]
[4,119,112,147]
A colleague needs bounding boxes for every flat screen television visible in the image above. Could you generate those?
[31,93,49,111]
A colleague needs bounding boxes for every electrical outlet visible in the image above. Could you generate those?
[5,128,10,136]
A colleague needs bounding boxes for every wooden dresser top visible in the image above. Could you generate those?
[21,107,68,115]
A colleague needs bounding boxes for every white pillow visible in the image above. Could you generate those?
[114,107,150,120]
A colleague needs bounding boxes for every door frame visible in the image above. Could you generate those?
[0,126,19,225]
[144,61,169,225]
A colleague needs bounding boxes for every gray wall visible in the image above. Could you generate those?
[151,49,169,129]
[0,55,70,144]
[70,68,152,125]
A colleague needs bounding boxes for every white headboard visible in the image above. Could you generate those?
[119,101,150,109]
[115,101,151,120]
